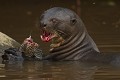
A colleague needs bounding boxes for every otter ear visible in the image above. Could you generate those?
[70,18,77,25]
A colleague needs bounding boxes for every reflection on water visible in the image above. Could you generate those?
[0,61,96,80]
[0,61,120,80]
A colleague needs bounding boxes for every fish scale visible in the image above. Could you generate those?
[19,36,41,57]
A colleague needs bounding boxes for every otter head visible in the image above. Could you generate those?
[40,7,81,50]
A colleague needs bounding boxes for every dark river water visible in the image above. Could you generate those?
[0,61,120,80]
[0,0,120,80]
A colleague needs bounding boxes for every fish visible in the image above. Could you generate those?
[2,36,43,61]
[19,36,42,59]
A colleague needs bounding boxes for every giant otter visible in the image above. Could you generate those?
[2,7,120,64]
[40,7,120,63]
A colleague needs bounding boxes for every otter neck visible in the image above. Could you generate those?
[49,26,99,60]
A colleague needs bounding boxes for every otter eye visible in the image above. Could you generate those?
[50,18,58,23]
[70,19,76,25]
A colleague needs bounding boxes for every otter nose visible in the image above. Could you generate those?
[41,22,47,27]
[43,23,47,27]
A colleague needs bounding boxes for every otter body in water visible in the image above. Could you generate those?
[40,7,120,63]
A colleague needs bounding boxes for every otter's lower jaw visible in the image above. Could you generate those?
[49,36,65,51]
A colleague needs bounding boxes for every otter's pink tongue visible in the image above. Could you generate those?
[40,30,52,42]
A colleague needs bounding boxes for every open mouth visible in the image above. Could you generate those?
[40,29,54,42]
[40,28,65,51]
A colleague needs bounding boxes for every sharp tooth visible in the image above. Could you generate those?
[43,27,47,30]
[50,43,60,48]
[40,35,44,41]
[50,48,54,51]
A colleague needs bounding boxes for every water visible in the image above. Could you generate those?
[0,0,120,80]
[0,61,120,80]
